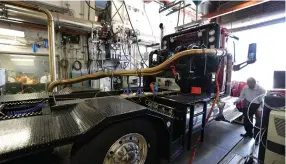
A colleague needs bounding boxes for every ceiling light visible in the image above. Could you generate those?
[10,55,35,58]
[11,58,34,62]
[0,28,25,38]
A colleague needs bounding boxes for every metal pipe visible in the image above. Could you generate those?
[48,49,226,91]
[225,54,233,95]
[4,4,101,31]
[39,8,56,83]
[196,5,198,21]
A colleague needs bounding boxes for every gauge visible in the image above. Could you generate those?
[209,37,215,42]
[209,29,215,35]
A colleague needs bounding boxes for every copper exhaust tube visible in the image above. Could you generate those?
[39,8,56,82]
[48,49,226,91]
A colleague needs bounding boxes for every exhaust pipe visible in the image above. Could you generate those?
[39,7,56,83]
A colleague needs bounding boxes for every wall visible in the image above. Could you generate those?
[111,0,195,43]
[0,54,49,78]
[37,1,97,21]
[231,22,286,89]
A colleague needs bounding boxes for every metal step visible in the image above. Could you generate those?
[223,108,243,122]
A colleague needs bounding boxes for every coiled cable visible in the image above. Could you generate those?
[72,60,82,71]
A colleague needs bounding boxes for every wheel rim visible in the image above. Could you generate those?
[103,133,148,164]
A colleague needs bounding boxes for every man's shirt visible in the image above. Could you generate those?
[40,75,51,83]
[237,84,266,109]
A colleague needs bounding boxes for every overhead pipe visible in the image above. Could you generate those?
[48,49,227,91]
[2,4,101,31]
[39,8,56,83]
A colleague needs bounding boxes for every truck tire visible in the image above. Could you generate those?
[71,119,157,164]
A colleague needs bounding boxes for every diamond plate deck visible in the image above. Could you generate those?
[0,93,49,103]
[0,96,147,161]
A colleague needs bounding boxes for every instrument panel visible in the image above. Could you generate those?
[161,23,221,52]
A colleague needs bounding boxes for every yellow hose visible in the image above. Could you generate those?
[48,49,226,91]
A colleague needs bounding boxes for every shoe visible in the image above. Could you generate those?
[240,133,252,138]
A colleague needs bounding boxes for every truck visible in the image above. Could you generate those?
[0,22,256,164]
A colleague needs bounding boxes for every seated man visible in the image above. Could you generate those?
[234,77,266,144]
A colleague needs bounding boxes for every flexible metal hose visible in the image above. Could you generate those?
[48,49,226,91]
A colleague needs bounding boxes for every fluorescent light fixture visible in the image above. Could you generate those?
[0,28,25,38]
[0,39,16,45]
[11,58,34,62]
[10,55,36,58]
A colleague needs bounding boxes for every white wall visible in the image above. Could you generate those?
[112,0,195,43]
[39,1,97,21]
[231,23,286,89]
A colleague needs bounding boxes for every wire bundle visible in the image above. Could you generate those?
[7,103,44,116]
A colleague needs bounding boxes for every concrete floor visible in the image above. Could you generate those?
[3,121,259,164]
[173,121,246,164]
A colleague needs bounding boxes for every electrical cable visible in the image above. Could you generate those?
[189,55,224,164]
[143,3,154,37]
[123,1,148,67]
[121,44,137,66]
[176,1,182,28]
[10,103,44,115]
[205,57,222,123]
[260,129,268,149]
[85,0,101,12]
[111,1,124,23]
[246,93,266,130]
[111,1,147,68]
[7,99,46,116]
